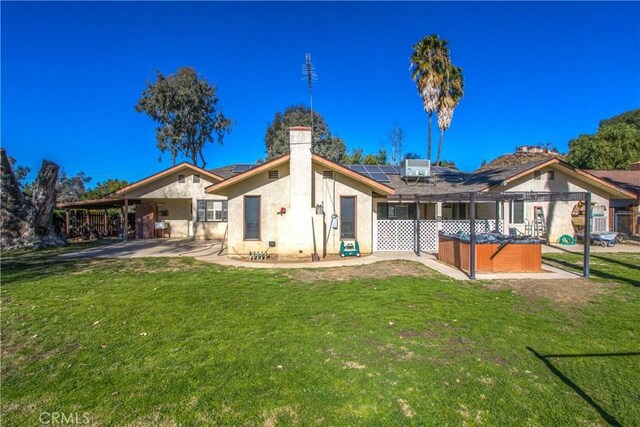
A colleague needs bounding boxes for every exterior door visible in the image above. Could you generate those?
[135,205,156,239]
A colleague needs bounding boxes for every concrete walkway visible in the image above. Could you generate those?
[59,239,580,281]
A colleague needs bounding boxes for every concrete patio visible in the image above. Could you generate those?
[57,238,593,281]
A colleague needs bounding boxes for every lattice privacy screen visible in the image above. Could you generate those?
[376,220,503,252]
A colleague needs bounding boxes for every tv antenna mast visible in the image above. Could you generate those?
[302,53,318,138]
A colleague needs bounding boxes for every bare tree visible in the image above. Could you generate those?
[388,123,405,166]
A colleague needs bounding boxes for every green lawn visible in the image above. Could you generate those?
[2,249,639,425]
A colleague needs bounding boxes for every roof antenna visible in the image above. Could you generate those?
[302,53,318,140]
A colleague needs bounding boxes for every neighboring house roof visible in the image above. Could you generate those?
[587,170,640,197]
[204,154,394,195]
[111,162,224,197]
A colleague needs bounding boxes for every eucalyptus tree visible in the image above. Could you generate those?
[135,66,233,168]
[410,35,450,161]
[436,65,464,166]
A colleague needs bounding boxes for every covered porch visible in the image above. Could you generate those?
[56,197,194,240]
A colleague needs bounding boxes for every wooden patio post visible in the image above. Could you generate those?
[495,200,500,233]
[103,210,108,236]
[583,192,591,278]
[415,200,421,256]
[469,192,477,279]
[65,209,69,236]
[123,198,129,241]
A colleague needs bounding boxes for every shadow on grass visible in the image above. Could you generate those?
[0,257,98,286]
[542,256,640,287]
[527,347,640,426]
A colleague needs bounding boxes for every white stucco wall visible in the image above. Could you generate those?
[313,164,374,255]
[216,160,375,258]
[122,169,227,239]
[500,165,611,241]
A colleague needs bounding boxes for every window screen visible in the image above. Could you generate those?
[178,174,185,183]
[244,196,260,240]
[548,171,555,180]
[340,197,356,239]
[511,200,524,224]
[193,174,201,183]
[377,203,417,220]
[196,200,228,222]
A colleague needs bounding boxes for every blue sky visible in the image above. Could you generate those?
[2,1,639,184]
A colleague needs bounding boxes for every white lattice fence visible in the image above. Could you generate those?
[419,220,438,252]
[376,220,416,251]
[441,220,503,235]
[376,219,504,252]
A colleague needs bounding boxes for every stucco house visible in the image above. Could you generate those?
[60,127,636,257]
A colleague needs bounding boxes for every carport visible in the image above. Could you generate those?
[56,197,140,240]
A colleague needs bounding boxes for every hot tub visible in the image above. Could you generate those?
[438,233,543,273]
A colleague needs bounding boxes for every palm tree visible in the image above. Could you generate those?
[410,35,450,161]
[436,65,464,166]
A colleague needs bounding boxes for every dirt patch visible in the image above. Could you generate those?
[484,278,615,305]
[291,260,440,283]
[398,399,414,418]
[343,361,366,370]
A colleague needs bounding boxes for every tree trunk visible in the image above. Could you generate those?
[436,129,444,166]
[427,113,432,161]
[199,150,207,169]
[1,149,66,250]
[1,148,33,249]
[29,160,62,242]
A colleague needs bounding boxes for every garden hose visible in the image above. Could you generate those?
[557,234,576,245]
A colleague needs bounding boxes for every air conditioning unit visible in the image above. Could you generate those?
[400,159,431,179]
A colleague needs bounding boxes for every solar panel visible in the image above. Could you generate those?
[369,172,391,183]
[379,165,399,174]
[232,164,255,173]
[348,165,367,173]
[363,165,382,173]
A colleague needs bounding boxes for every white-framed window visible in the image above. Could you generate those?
[510,200,525,224]
[196,200,228,222]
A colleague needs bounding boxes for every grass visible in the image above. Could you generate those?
[2,250,639,425]
[543,251,640,287]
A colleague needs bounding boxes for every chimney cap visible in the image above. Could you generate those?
[289,126,312,131]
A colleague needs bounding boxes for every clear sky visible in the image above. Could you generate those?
[2,1,639,184]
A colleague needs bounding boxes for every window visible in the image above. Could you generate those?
[548,170,555,180]
[196,200,228,222]
[340,196,356,239]
[268,170,279,179]
[178,174,186,183]
[193,174,201,183]
[377,203,417,220]
[323,170,334,179]
[510,200,524,224]
[534,171,541,180]
[244,196,260,240]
